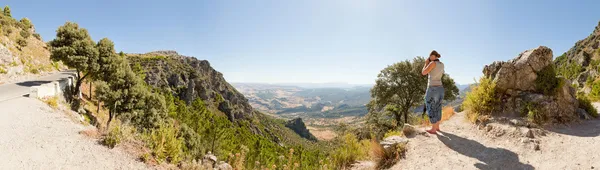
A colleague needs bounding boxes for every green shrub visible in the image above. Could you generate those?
[578,95,599,118]
[145,122,184,164]
[535,65,561,95]
[32,33,41,40]
[557,62,583,80]
[19,18,32,30]
[331,133,369,168]
[0,67,6,74]
[103,125,122,148]
[524,103,548,125]
[589,80,600,101]
[16,37,27,47]
[20,29,30,39]
[462,77,499,123]
[3,26,12,36]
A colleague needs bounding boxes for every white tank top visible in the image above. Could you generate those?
[428,61,444,87]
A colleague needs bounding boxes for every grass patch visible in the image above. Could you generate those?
[371,139,407,169]
[330,133,370,169]
[462,77,499,123]
[42,96,59,109]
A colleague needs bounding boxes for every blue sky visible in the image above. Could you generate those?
[4,0,600,85]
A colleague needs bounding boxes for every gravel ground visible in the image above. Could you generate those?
[0,97,150,170]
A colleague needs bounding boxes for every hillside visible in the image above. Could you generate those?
[0,7,62,83]
[555,21,600,91]
[127,51,322,141]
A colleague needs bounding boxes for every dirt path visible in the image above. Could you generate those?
[0,97,149,169]
[392,111,600,170]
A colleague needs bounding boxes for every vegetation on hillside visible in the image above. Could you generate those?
[0,6,60,75]
[47,21,373,169]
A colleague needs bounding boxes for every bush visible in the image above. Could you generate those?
[0,66,6,74]
[535,65,561,95]
[331,133,369,168]
[462,77,499,123]
[523,103,548,125]
[371,139,407,169]
[577,95,599,118]
[557,62,583,80]
[589,80,600,101]
[16,37,27,47]
[33,33,41,40]
[103,125,122,148]
[20,29,30,39]
[19,18,32,30]
[145,122,184,164]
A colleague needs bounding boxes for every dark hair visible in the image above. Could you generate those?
[430,50,441,58]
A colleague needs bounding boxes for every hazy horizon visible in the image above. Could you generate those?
[4,0,600,85]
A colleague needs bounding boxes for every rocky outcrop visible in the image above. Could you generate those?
[483,46,580,123]
[129,51,254,122]
[284,118,317,141]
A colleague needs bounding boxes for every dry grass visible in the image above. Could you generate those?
[371,139,407,169]
[42,96,59,109]
[79,129,101,139]
[441,106,455,121]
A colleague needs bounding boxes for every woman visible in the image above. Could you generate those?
[421,50,445,134]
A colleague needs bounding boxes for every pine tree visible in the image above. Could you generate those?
[3,6,11,17]
[49,22,99,99]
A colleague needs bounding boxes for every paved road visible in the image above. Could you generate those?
[0,71,76,102]
[0,71,150,169]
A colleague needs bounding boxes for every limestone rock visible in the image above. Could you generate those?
[202,152,217,168]
[216,161,233,170]
[381,136,408,150]
[402,124,417,136]
[578,108,592,120]
[130,51,254,122]
[483,46,553,92]
[482,46,579,123]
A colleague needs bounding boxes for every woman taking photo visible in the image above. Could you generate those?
[421,50,445,134]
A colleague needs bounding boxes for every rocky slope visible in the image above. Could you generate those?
[128,51,253,122]
[483,46,585,123]
[555,21,600,89]
[128,51,319,141]
[0,12,62,84]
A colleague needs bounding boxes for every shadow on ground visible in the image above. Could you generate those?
[437,131,534,170]
[16,81,52,87]
[546,119,600,137]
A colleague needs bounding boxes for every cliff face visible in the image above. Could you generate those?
[128,51,253,122]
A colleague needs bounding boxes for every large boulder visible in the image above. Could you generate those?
[483,46,579,123]
[483,46,553,92]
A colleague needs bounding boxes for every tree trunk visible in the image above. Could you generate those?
[404,111,408,123]
[96,101,100,114]
[394,112,403,128]
[89,81,92,100]
[107,109,114,129]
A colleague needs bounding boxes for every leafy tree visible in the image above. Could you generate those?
[49,22,99,98]
[368,56,458,127]
[3,6,11,17]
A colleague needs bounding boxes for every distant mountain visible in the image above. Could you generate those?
[233,83,371,119]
